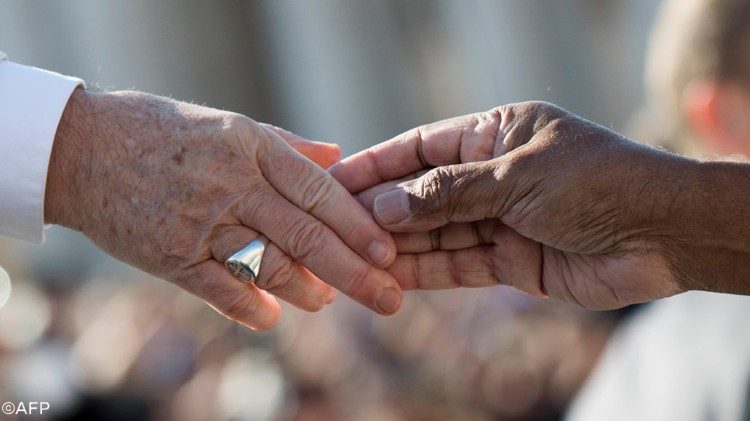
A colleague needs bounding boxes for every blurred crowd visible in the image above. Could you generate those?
[0,238,615,420]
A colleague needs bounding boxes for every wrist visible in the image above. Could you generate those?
[662,157,750,294]
[44,87,94,230]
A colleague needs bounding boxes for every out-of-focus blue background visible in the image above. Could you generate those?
[0,1,660,420]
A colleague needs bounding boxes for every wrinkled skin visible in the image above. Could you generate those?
[331,101,750,309]
[45,89,403,330]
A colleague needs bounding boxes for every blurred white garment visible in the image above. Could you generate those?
[567,291,750,421]
[0,52,82,242]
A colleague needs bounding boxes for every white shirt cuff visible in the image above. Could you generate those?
[0,58,83,243]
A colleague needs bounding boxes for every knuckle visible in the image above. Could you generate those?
[299,172,336,213]
[222,113,265,156]
[257,259,296,291]
[505,101,568,131]
[238,185,268,220]
[518,100,560,116]
[209,226,245,262]
[413,167,456,215]
[285,219,328,262]
[543,115,576,136]
[258,257,328,313]
[341,264,372,299]
[409,127,429,167]
[222,113,252,133]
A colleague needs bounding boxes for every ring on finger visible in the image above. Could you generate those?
[225,235,270,283]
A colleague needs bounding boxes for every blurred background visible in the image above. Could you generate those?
[0,1,707,420]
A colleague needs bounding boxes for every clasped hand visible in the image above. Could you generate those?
[331,101,688,311]
[48,92,712,330]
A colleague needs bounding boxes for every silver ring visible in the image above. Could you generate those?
[225,235,269,283]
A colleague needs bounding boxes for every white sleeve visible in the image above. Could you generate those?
[0,51,83,243]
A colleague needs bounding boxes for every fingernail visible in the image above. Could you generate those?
[325,289,337,304]
[376,287,402,313]
[374,188,410,225]
[368,241,393,267]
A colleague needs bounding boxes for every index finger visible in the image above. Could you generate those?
[329,108,505,193]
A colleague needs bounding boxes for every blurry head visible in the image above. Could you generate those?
[643,0,750,158]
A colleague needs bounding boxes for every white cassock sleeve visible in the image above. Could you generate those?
[0,51,83,243]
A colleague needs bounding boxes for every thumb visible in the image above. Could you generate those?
[373,160,507,232]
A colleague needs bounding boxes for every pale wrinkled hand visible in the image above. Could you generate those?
[46,89,403,330]
[330,101,692,310]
